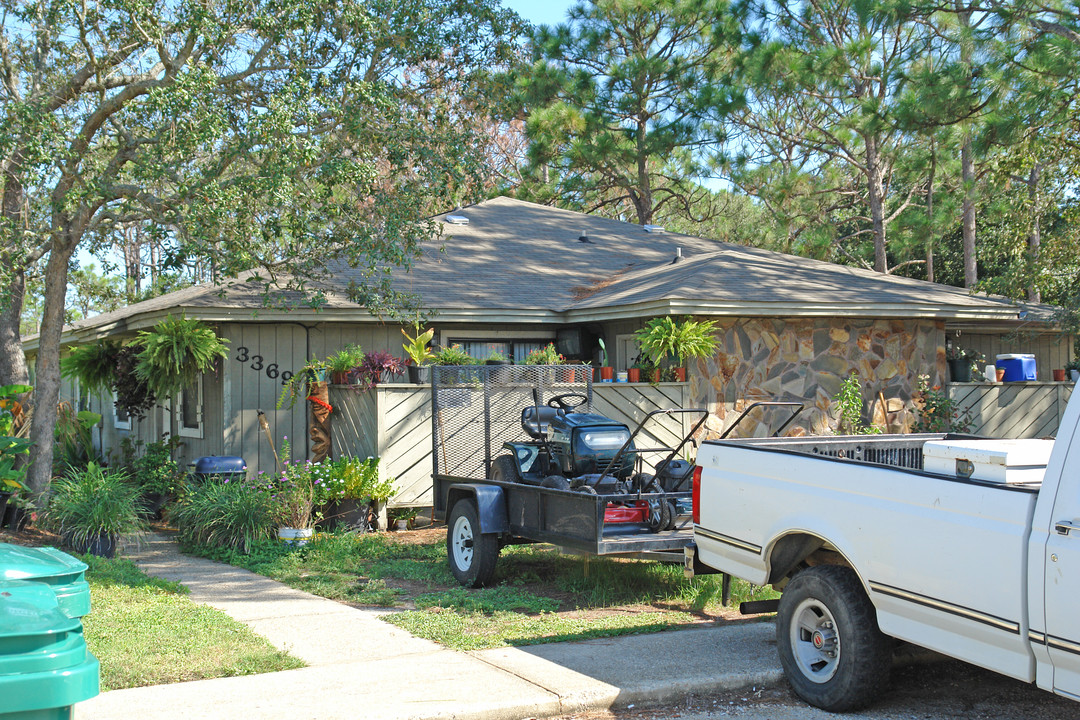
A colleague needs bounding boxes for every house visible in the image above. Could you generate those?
[27,197,1069,502]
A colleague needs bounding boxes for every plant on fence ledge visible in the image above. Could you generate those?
[355,351,405,390]
[432,344,475,365]
[327,344,366,383]
[913,375,974,433]
[524,343,564,365]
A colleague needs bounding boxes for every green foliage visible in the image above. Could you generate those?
[171,480,276,554]
[432,344,476,365]
[135,316,229,399]
[61,341,121,395]
[333,456,395,501]
[634,316,718,367]
[45,463,146,545]
[401,327,436,366]
[326,344,365,373]
[834,373,867,434]
[53,402,102,474]
[914,375,973,433]
[0,384,32,492]
[523,343,564,365]
[277,358,330,409]
[512,0,731,224]
[133,438,185,496]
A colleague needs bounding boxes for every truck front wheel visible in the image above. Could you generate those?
[776,565,890,712]
[447,498,499,588]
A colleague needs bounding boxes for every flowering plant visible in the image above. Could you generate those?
[355,351,405,390]
[945,343,982,363]
[269,439,320,528]
[524,343,565,365]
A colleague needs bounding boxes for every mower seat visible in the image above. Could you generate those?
[521,406,561,439]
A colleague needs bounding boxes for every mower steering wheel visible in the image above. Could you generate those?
[547,393,588,412]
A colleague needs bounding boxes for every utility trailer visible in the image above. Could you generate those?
[429,364,707,587]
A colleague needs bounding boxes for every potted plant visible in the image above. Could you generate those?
[278,358,331,408]
[635,316,719,382]
[45,462,145,558]
[596,338,613,382]
[272,440,316,545]
[327,344,365,384]
[485,351,512,384]
[1066,359,1080,383]
[945,344,982,383]
[355,351,405,390]
[402,326,436,384]
[524,343,566,382]
[432,345,476,385]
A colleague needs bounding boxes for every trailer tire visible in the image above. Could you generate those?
[447,498,499,588]
[490,454,520,483]
[776,565,890,712]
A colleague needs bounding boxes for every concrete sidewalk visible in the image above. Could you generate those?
[76,534,782,720]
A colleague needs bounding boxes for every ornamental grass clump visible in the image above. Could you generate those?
[171,480,276,554]
[46,462,145,552]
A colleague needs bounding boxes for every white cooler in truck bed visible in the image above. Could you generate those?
[922,438,1054,484]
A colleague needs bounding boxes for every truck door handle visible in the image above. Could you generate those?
[1055,520,1079,536]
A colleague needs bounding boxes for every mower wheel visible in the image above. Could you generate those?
[665,500,680,530]
[490,454,521,483]
[540,475,571,491]
[447,498,499,588]
[573,484,598,494]
[647,498,672,533]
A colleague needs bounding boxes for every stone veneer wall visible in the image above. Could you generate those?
[690,318,946,438]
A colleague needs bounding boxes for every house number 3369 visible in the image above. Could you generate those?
[234,346,293,385]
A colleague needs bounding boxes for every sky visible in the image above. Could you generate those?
[502,0,577,28]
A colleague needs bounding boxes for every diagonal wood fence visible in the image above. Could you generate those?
[329,382,692,507]
[948,381,1074,439]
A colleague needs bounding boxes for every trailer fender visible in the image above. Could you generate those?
[446,484,509,535]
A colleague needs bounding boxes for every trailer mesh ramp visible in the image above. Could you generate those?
[431,364,593,480]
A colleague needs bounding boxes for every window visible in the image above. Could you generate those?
[112,391,131,430]
[443,331,556,364]
[176,376,204,439]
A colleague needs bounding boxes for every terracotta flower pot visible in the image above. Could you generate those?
[627,368,641,382]
[1053,369,1067,381]
[674,367,687,382]
[598,366,614,382]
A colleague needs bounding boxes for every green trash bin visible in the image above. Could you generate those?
[0,544,90,619]
[0,580,99,720]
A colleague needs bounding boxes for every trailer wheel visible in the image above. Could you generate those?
[447,498,499,588]
[776,565,890,712]
[490,454,520,483]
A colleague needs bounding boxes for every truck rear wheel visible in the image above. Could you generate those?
[447,498,499,588]
[776,565,890,712]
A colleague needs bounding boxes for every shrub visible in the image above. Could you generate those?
[46,463,145,547]
[133,438,184,496]
[171,481,276,554]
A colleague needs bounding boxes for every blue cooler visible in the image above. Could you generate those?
[996,354,1037,382]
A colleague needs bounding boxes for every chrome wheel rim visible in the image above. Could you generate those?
[451,514,474,569]
[790,597,840,683]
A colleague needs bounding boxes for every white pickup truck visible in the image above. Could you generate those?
[686,392,1080,712]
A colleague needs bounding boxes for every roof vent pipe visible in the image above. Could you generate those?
[579,230,591,243]
[671,247,683,264]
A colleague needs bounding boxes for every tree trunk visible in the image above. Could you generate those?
[961,137,977,288]
[1027,162,1041,303]
[865,135,888,273]
[25,234,76,504]
[0,272,30,388]
[925,147,935,283]
[634,118,653,225]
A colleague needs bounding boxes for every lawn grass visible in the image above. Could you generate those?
[80,555,305,691]
[189,529,779,651]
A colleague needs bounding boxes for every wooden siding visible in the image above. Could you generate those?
[949,382,1074,438]
[328,382,691,507]
[958,332,1072,382]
